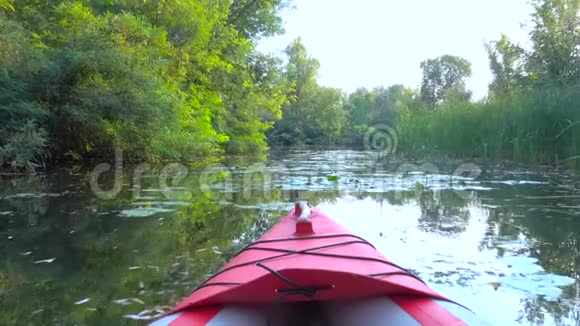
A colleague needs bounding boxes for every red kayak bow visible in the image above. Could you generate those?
[152,202,485,326]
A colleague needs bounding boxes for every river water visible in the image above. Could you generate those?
[0,149,579,325]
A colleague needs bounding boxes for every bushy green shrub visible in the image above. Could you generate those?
[0,0,289,171]
[0,121,48,170]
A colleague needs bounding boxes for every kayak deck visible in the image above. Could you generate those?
[152,202,487,325]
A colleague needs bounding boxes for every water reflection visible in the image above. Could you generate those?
[0,150,579,325]
[417,191,471,235]
[0,169,280,324]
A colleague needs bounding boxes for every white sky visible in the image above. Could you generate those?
[258,0,534,100]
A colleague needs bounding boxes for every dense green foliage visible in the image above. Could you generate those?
[1,0,578,170]
[0,0,290,170]
[341,85,417,145]
[267,38,346,145]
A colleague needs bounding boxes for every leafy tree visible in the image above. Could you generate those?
[268,38,322,144]
[301,87,346,144]
[485,34,526,98]
[368,85,405,124]
[346,88,372,127]
[227,0,290,39]
[269,38,348,146]
[420,55,472,106]
[526,0,580,86]
[218,52,290,153]
[284,37,320,98]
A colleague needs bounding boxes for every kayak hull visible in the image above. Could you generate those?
[153,297,486,326]
[152,204,488,325]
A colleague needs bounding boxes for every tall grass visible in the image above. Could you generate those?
[397,86,580,166]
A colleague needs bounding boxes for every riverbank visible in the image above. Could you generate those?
[396,86,580,167]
